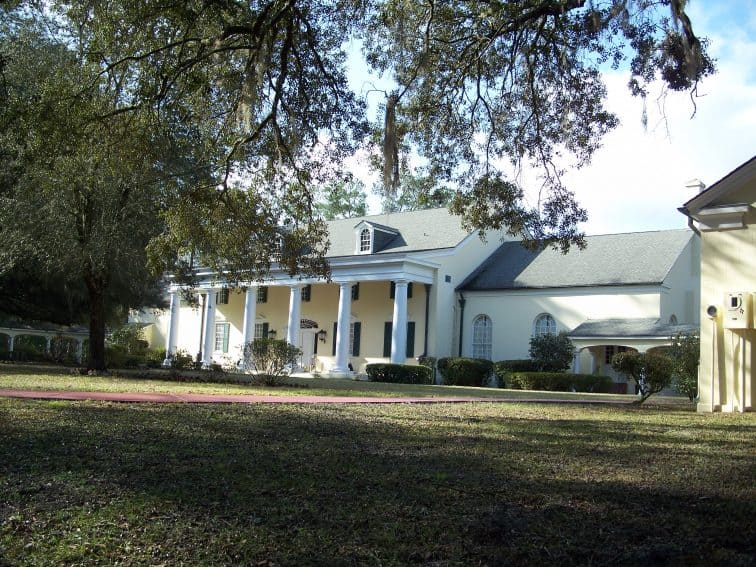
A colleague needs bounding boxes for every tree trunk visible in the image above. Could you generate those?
[84,271,107,371]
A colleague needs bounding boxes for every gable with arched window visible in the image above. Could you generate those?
[472,314,492,360]
[533,313,556,337]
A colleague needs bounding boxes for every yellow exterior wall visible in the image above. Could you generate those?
[698,200,756,412]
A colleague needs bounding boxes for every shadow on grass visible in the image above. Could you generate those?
[1,400,754,565]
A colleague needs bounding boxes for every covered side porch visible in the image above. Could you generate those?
[568,318,698,394]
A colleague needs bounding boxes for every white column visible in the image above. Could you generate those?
[75,339,83,364]
[573,349,581,374]
[7,334,14,358]
[201,289,217,368]
[332,282,353,373]
[391,280,409,364]
[45,336,52,355]
[240,286,258,364]
[589,349,596,374]
[286,284,303,347]
[163,290,181,367]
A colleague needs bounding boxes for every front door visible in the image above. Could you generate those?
[298,328,317,370]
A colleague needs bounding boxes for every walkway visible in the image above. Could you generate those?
[0,389,631,405]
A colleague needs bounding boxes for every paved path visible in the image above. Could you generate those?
[0,389,630,405]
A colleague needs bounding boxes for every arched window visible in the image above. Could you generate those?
[533,313,556,337]
[472,315,492,360]
[359,228,371,252]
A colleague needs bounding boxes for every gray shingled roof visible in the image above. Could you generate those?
[325,208,471,257]
[567,318,698,338]
[458,230,693,290]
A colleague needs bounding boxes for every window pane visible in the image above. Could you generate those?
[534,314,556,337]
[360,228,371,252]
[472,315,492,360]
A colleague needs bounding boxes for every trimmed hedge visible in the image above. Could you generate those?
[437,357,493,387]
[506,372,613,393]
[494,358,540,382]
[365,363,432,384]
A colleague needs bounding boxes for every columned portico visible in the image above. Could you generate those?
[286,284,303,348]
[163,290,181,367]
[332,282,353,374]
[201,288,217,369]
[391,280,409,363]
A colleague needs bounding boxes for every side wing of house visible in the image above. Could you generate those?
[681,155,756,412]
[457,230,699,392]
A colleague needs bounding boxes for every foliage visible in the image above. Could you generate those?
[315,179,368,220]
[242,338,301,386]
[611,351,674,403]
[0,19,169,369]
[376,172,454,213]
[170,349,198,371]
[529,332,575,372]
[506,372,613,393]
[668,332,700,401]
[363,0,715,249]
[495,359,540,375]
[108,324,148,355]
[2,0,715,267]
[365,363,432,385]
[437,357,494,387]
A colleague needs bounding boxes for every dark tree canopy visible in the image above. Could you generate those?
[0,1,714,304]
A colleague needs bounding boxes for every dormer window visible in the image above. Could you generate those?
[359,228,371,253]
[354,220,400,255]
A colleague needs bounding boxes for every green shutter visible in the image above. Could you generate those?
[351,282,359,301]
[406,321,415,358]
[222,323,230,353]
[262,322,269,338]
[332,322,337,356]
[257,286,268,304]
[407,282,413,298]
[352,322,361,356]
[383,322,392,357]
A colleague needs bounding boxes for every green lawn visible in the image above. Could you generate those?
[0,389,754,564]
[1,363,662,403]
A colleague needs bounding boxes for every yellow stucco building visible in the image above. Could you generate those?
[680,155,756,413]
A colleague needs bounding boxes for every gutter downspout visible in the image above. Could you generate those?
[457,294,466,356]
[678,206,701,236]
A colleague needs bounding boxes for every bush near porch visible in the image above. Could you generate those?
[505,372,613,393]
[437,357,494,387]
[365,363,432,384]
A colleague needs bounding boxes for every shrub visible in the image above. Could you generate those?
[109,323,148,354]
[668,332,699,401]
[418,356,438,383]
[507,372,612,393]
[437,357,493,387]
[242,338,301,386]
[528,332,575,371]
[365,363,432,384]
[611,351,673,403]
[494,360,540,387]
[170,349,197,370]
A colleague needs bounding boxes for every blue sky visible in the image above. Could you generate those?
[345,1,756,235]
